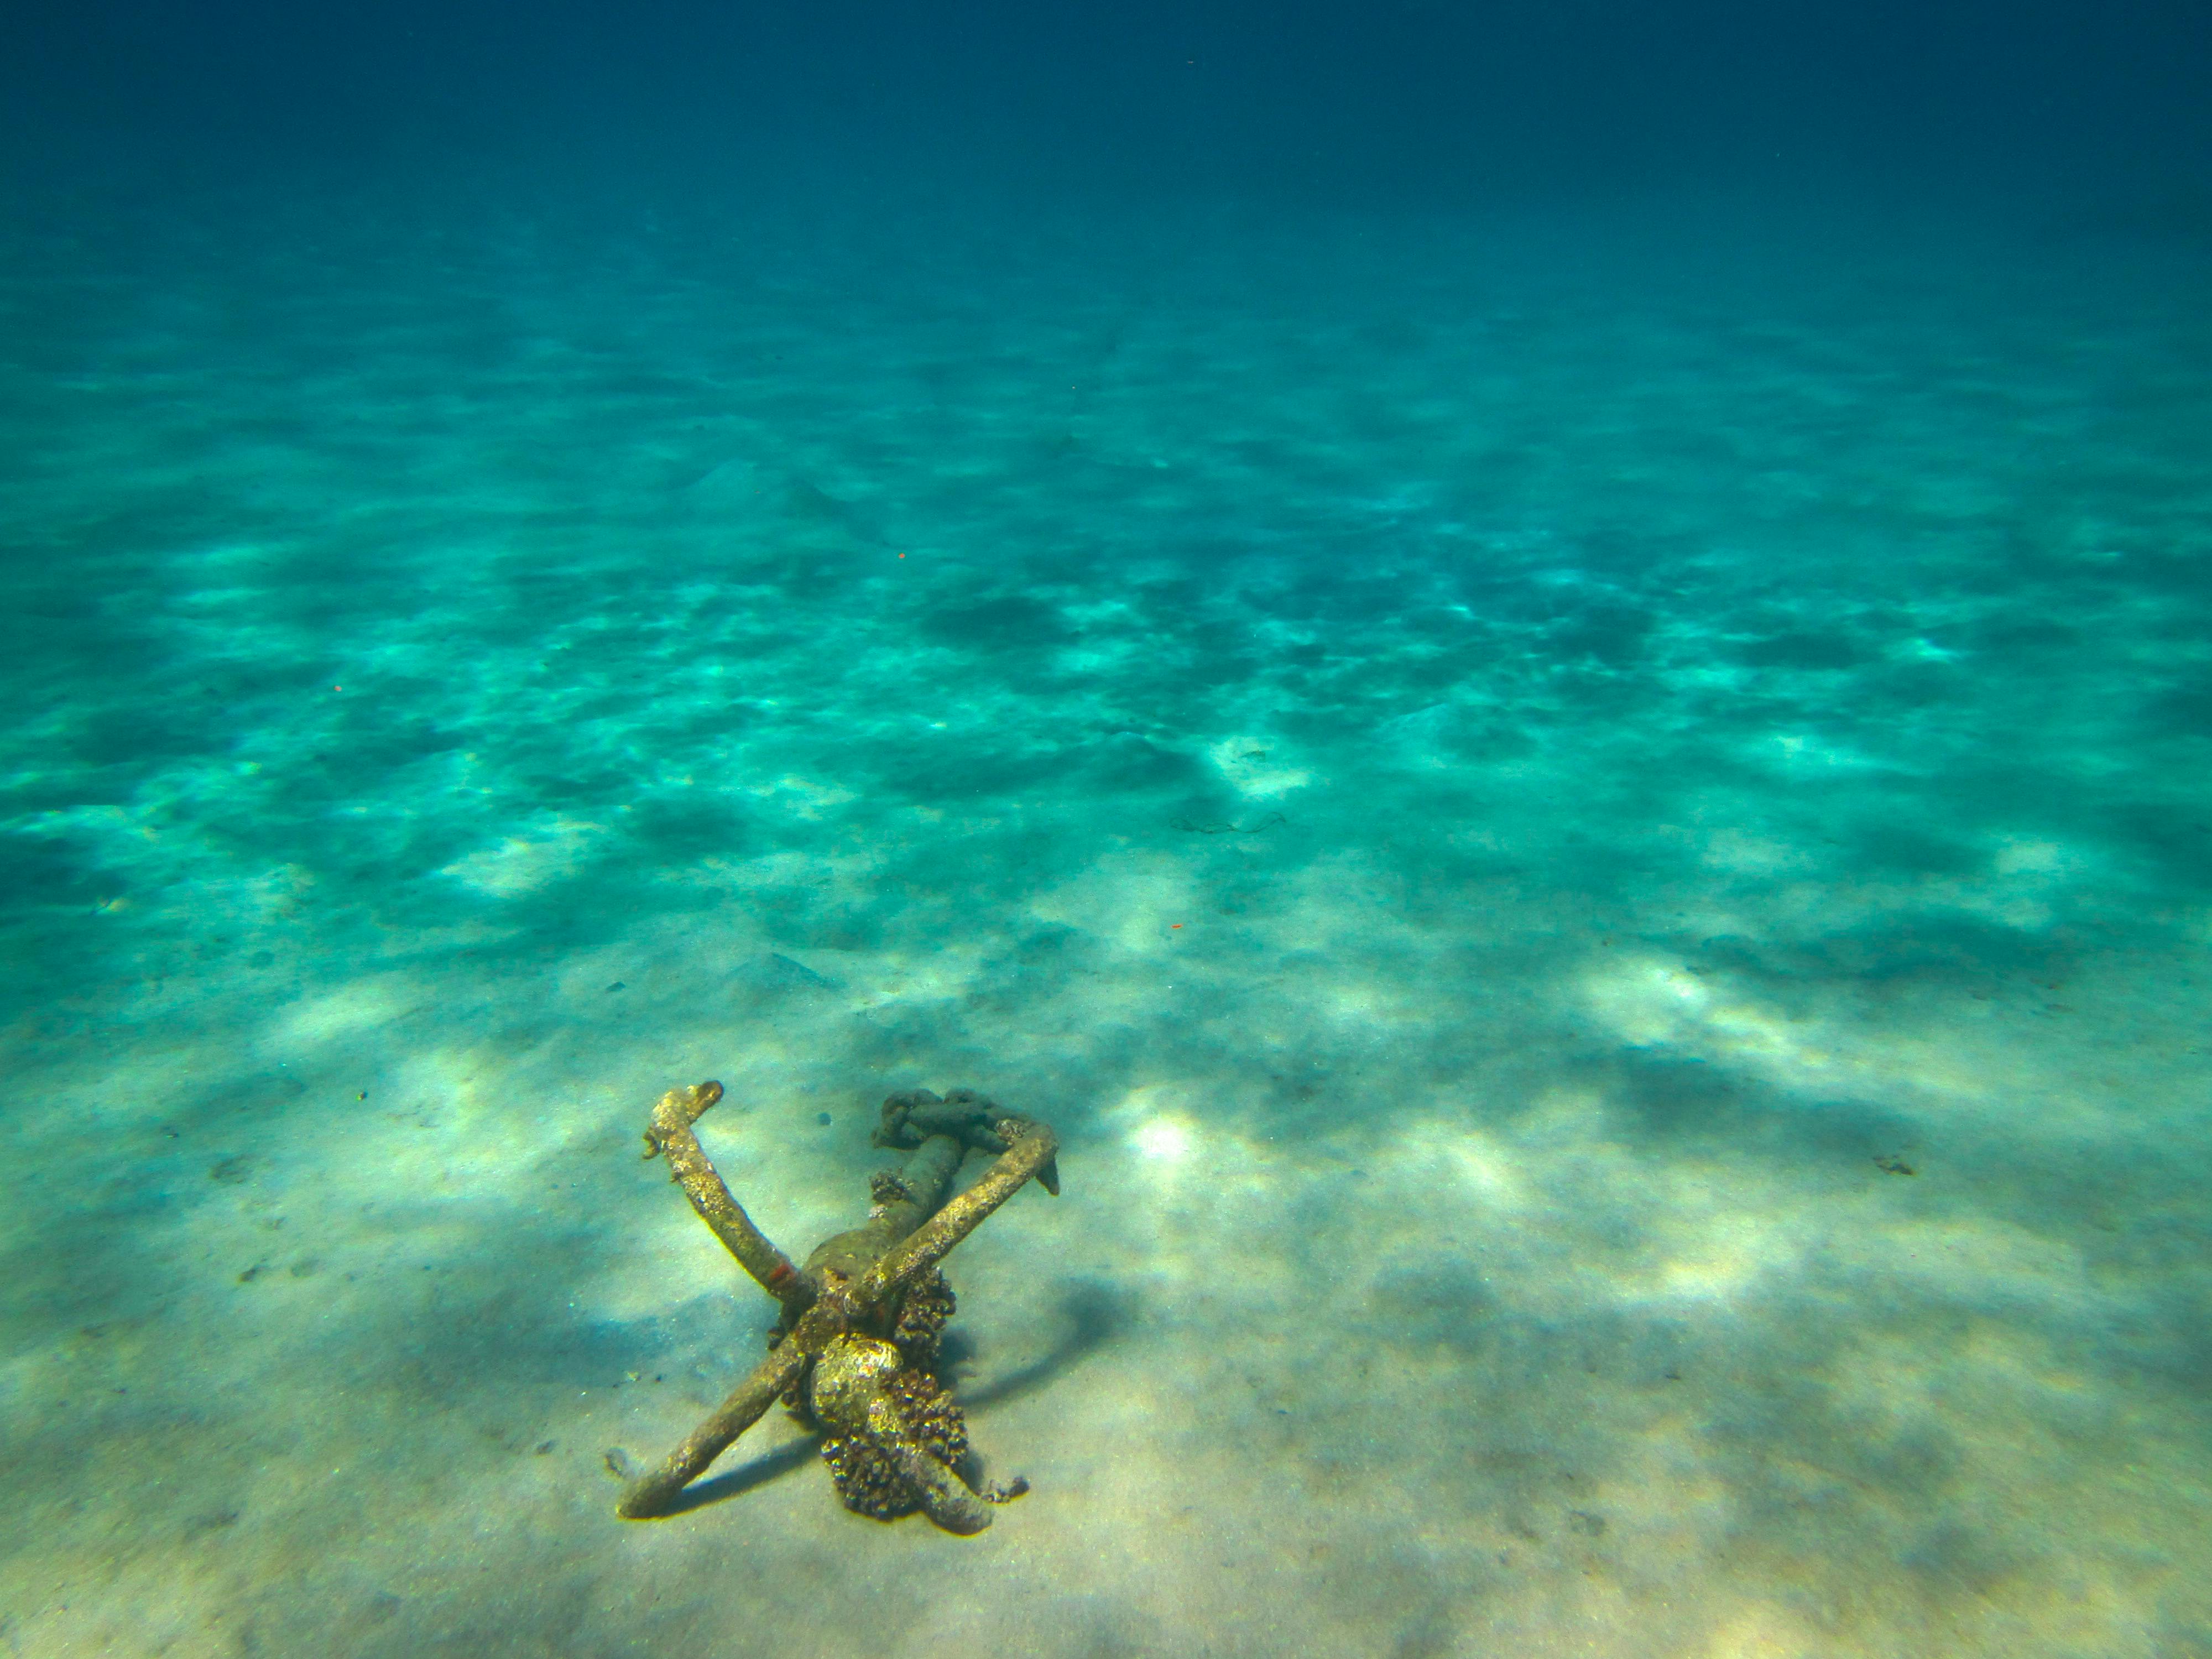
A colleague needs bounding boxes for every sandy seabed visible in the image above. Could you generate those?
[4,186,2211,1657]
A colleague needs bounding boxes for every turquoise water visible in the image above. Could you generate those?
[5,188,2212,1656]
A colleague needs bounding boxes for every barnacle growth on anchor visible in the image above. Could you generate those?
[607,1083,1060,1533]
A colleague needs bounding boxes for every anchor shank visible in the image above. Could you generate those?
[861,1122,1060,1305]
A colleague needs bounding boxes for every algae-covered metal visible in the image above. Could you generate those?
[609,1084,1060,1532]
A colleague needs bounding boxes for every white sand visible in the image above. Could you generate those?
[3,189,2210,1657]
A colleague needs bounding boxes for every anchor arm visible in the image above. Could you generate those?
[615,1338,810,1519]
[860,1121,1060,1305]
[641,1082,811,1313]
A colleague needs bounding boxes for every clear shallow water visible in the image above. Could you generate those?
[4,188,2212,1656]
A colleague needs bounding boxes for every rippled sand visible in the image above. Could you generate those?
[4,188,2210,1657]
